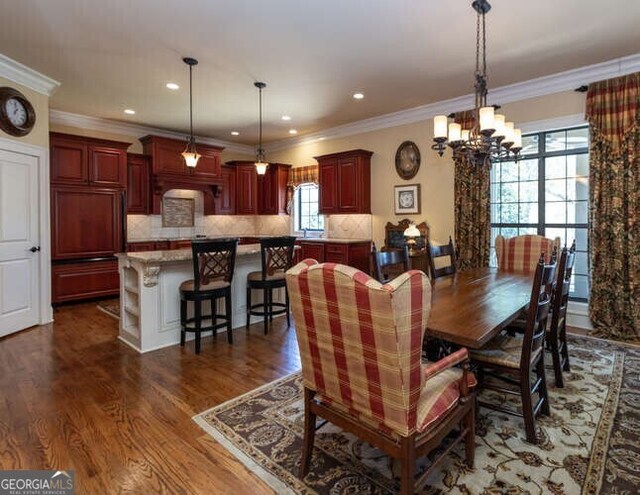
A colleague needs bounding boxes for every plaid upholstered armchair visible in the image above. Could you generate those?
[286,260,476,494]
[495,234,561,275]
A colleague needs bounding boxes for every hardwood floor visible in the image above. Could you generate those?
[0,301,300,494]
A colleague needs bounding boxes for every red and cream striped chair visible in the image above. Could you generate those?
[286,260,476,494]
[495,234,561,275]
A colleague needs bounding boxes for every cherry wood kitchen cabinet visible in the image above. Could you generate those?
[51,186,124,260]
[214,165,236,215]
[52,259,120,303]
[50,133,130,304]
[126,153,150,214]
[258,163,291,215]
[140,135,223,179]
[295,240,371,273]
[316,149,373,214]
[226,161,291,215]
[51,133,129,187]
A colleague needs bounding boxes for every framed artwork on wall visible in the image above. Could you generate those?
[394,184,421,215]
[395,141,421,180]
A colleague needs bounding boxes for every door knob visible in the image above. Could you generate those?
[29,246,41,253]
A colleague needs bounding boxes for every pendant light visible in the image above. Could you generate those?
[254,81,268,175]
[181,57,201,168]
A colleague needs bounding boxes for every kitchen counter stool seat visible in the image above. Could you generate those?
[246,236,296,335]
[180,238,238,353]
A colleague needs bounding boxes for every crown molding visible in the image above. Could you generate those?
[49,110,255,155]
[267,53,640,152]
[0,53,60,96]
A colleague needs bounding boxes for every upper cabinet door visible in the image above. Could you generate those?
[192,147,222,179]
[318,160,338,214]
[215,165,236,215]
[337,157,358,212]
[236,165,258,215]
[152,141,186,176]
[89,146,127,187]
[126,154,150,214]
[51,137,88,185]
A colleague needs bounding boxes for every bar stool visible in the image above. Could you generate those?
[180,238,238,354]
[246,236,296,334]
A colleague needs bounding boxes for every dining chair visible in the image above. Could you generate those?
[371,242,410,283]
[180,238,239,353]
[470,252,557,444]
[495,234,560,275]
[246,236,296,335]
[428,236,457,280]
[547,241,576,388]
[286,260,476,494]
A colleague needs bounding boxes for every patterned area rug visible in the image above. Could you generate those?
[96,298,120,320]
[193,335,640,494]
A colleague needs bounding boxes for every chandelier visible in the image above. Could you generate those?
[254,81,268,175]
[432,0,522,166]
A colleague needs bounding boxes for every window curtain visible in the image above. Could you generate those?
[285,165,319,214]
[453,110,491,270]
[585,72,640,342]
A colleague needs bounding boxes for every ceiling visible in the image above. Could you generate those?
[1,0,639,145]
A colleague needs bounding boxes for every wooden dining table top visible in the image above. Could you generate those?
[426,267,533,349]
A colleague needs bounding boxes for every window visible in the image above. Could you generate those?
[295,183,324,232]
[490,126,590,300]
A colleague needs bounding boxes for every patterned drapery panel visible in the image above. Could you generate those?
[454,153,491,270]
[286,165,319,214]
[585,72,640,342]
[452,110,490,270]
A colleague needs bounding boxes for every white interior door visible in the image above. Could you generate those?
[0,148,40,337]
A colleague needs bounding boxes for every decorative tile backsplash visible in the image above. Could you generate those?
[127,190,372,241]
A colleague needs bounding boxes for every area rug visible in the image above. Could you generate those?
[193,335,640,494]
[96,298,120,320]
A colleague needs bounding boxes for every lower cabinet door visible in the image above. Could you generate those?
[52,260,119,303]
[324,243,348,264]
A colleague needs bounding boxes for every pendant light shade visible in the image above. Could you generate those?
[254,81,268,175]
[182,57,201,168]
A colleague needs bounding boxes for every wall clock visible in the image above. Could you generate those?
[395,141,421,180]
[0,87,37,137]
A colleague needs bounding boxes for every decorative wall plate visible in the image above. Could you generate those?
[395,141,421,180]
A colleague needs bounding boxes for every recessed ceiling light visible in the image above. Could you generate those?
[124,109,136,115]
[289,129,298,135]
[353,92,364,100]
[281,115,291,121]
[166,82,180,90]
[231,131,239,136]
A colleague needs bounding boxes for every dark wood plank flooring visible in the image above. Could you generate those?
[0,301,300,494]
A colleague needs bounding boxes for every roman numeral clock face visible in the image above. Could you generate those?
[0,87,36,137]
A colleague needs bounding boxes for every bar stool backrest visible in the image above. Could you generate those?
[191,238,239,291]
[260,236,297,279]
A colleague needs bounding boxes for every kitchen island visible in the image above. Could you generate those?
[116,244,284,353]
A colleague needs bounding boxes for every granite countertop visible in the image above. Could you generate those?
[117,244,263,264]
[127,236,372,244]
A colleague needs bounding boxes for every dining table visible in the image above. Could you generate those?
[426,267,533,349]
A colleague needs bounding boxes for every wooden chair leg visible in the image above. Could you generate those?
[465,399,476,468]
[245,286,251,329]
[520,370,537,443]
[560,326,571,372]
[537,356,551,416]
[194,300,202,354]
[550,339,564,388]
[211,296,217,339]
[285,288,291,328]
[180,299,186,347]
[399,435,416,495]
[263,288,269,335]
[299,388,317,478]
[225,292,233,344]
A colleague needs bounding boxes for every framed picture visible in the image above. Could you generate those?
[395,141,421,180]
[394,184,421,215]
